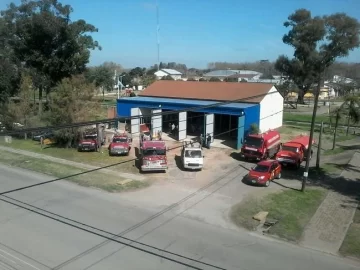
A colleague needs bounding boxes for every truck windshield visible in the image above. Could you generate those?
[143,149,166,156]
[113,137,127,143]
[244,137,263,148]
[282,145,298,153]
[185,150,202,158]
[84,135,96,140]
[253,165,270,172]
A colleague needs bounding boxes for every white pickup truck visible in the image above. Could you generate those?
[181,140,204,170]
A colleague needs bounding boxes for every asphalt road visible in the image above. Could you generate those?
[0,163,359,270]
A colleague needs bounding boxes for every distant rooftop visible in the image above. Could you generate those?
[203,70,261,77]
[159,69,182,75]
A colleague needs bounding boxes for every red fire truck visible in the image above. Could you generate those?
[276,134,315,168]
[241,130,281,161]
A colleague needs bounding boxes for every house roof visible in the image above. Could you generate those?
[203,70,261,77]
[139,80,275,103]
[160,69,182,75]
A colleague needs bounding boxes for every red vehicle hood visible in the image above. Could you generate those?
[276,150,297,159]
[143,155,166,161]
[110,142,129,148]
[80,139,96,144]
[248,170,267,178]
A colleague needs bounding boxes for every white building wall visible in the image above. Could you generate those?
[259,86,283,132]
[171,74,182,80]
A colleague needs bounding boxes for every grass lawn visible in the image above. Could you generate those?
[230,188,327,242]
[0,151,148,192]
[283,112,360,127]
[323,148,345,156]
[340,208,360,259]
[0,139,138,174]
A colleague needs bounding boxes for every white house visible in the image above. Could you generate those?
[154,69,182,80]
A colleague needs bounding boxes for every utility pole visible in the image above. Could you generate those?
[316,121,323,169]
[302,75,322,192]
[156,0,160,71]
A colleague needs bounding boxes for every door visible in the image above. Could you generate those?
[130,108,140,136]
[204,114,214,142]
[178,112,187,140]
[237,115,245,150]
[151,109,162,138]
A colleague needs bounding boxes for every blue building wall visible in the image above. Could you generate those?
[117,97,260,148]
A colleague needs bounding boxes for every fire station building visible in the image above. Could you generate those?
[116,80,284,149]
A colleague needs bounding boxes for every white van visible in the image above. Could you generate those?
[181,140,204,170]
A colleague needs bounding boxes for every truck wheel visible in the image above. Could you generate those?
[265,180,270,187]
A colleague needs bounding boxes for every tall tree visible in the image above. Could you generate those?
[87,66,114,99]
[341,95,360,136]
[47,75,100,147]
[1,0,100,113]
[275,9,360,104]
[275,9,360,192]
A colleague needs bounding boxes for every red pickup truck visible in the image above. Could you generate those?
[275,135,315,169]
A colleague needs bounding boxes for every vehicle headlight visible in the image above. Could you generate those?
[259,176,265,180]
[91,143,95,145]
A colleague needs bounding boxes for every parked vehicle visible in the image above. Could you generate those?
[139,136,167,172]
[108,133,131,156]
[32,131,54,142]
[78,128,105,152]
[245,160,282,187]
[241,130,281,161]
[275,135,314,168]
[181,140,204,170]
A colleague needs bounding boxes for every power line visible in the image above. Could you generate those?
[0,90,279,136]
[0,194,225,270]
[0,197,206,270]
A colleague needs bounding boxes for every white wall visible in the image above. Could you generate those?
[259,86,283,132]
[171,74,182,80]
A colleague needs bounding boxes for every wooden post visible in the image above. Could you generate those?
[316,121,323,169]
[96,123,101,152]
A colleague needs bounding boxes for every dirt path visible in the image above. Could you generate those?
[0,146,146,181]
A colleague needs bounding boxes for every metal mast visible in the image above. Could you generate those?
[156,0,160,70]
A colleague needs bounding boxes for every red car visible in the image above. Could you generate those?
[246,160,282,187]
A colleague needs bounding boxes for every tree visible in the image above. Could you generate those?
[259,72,274,80]
[249,123,260,134]
[341,95,360,136]
[47,75,100,147]
[129,67,145,78]
[1,0,100,113]
[331,107,344,150]
[87,66,114,99]
[209,77,221,82]
[142,74,156,86]
[275,9,360,104]
[101,62,123,74]
[199,78,206,81]
[187,78,196,81]
[276,9,360,192]
[161,75,174,80]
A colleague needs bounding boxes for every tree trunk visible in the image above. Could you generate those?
[38,86,43,115]
[332,115,339,150]
[297,90,305,104]
[346,113,350,136]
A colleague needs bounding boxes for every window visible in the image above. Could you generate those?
[244,137,263,148]
[143,149,166,156]
[253,165,270,173]
[185,150,202,158]
[84,134,96,140]
[113,137,127,143]
[282,145,298,153]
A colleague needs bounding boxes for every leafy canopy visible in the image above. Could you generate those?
[1,0,101,88]
[275,9,360,102]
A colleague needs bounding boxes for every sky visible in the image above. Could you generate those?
[1,0,360,69]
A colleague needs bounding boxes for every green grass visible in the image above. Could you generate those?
[340,208,360,259]
[230,188,327,242]
[323,148,345,156]
[0,151,149,192]
[308,163,346,177]
[0,139,138,174]
[284,112,360,127]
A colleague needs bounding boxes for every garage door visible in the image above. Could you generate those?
[151,109,162,137]
[130,108,140,135]
[204,114,214,142]
[178,111,187,140]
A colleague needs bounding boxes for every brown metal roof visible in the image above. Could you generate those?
[139,81,274,103]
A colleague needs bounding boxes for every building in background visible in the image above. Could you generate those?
[154,69,182,80]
